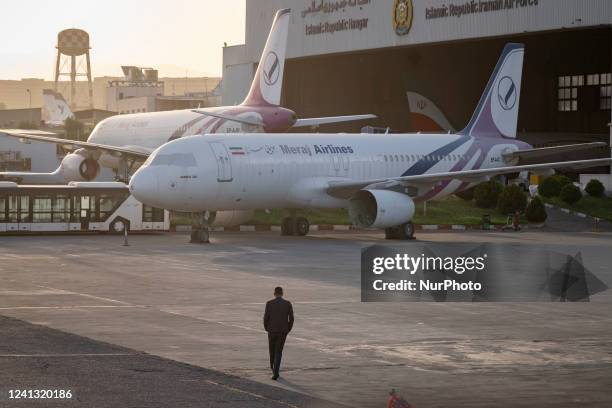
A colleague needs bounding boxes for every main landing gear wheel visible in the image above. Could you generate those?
[385,222,415,240]
[280,216,310,236]
[398,222,416,240]
[295,217,309,236]
[281,217,293,236]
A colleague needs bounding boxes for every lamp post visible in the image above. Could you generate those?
[26,89,32,127]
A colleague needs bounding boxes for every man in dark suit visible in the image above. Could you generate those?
[263,286,294,380]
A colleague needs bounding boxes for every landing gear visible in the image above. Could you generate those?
[190,211,216,244]
[281,211,309,236]
[385,222,415,240]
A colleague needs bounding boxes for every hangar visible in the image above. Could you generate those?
[223,0,611,173]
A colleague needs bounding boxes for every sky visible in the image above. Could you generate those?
[0,0,246,80]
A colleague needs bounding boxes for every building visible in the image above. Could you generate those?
[223,1,611,151]
[0,108,42,128]
[0,76,221,112]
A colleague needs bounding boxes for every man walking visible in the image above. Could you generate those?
[263,286,294,380]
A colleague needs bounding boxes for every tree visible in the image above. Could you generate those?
[585,179,605,197]
[474,180,503,208]
[525,197,547,223]
[560,184,582,205]
[455,187,475,201]
[497,184,527,215]
[538,174,572,198]
[64,117,85,141]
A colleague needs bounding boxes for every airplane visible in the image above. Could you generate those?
[42,89,74,127]
[407,91,455,132]
[128,43,611,243]
[0,9,375,185]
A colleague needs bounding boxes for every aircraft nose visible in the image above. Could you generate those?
[129,167,160,206]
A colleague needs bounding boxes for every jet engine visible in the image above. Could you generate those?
[59,152,101,182]
[211,210,255,227]
[348,190,415,229]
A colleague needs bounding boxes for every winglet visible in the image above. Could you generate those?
[460,43,524,139]
[241,9,291,107]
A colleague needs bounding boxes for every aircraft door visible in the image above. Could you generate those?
[342,155,350,177]
[330,154,350,177]
[208,142,233,182]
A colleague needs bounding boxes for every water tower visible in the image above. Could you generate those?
[54,28,93,109]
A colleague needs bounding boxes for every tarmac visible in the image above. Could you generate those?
[1,226,612,407]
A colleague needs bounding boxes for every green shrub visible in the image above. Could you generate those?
[525,197,547,223]
[497,184,527,215]
[585,179,605,197]
[455,187,474,201]
[474,180,503,209]
[538,174,572,198]
[560,183,582,205]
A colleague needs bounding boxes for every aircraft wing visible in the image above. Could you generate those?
[326,158,612,199]
[0,130,151,160]
[293,114,377,128]
[502,142,608,162]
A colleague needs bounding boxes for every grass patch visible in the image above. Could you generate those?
[171,196,519,226]
[544,195,612,222]
[412,196,515,225]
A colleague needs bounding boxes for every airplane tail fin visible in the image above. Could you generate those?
[460,43,524,139]
[42,89,73,125]
[241,9,291,107]
[407,91,455,132]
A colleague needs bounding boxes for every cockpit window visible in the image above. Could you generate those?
[150,153,197,167]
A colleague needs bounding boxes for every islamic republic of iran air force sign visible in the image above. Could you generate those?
[393,0,413,36]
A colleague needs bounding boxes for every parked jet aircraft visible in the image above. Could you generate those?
[42,89,74,127]
[0,9,374,185]
[128,43,611,242]
[407,91,455,132]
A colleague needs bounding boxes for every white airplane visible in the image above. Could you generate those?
[42,89,74,127]
[407,91,455,132]
[128,43,611,242]
[0,9,374,185]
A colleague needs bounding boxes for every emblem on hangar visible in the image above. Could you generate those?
[393,0,413,36]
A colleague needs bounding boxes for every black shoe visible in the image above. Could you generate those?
[271,374,279,380]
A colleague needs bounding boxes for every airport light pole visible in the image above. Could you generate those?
[26,89,32,125]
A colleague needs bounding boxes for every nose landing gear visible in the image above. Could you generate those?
[190,211,216,244]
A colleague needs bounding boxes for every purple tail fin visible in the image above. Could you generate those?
[460,43,524,138]
[241,9,290,107]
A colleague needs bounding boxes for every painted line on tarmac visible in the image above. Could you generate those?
[0,305,144,310]
[31,283,133,306]
[203,379,301,408]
